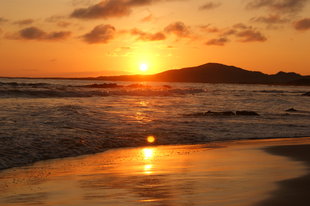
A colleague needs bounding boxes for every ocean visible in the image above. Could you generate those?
[0,78,309,170]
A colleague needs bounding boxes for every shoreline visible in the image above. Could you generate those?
[0,137,310,205]
[1,136,310,172]
[1,76,310,87]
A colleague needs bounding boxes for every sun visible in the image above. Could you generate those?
[139,63,149,72]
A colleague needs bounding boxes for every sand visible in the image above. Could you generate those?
[0,137,310,206]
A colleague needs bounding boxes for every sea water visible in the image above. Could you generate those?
[0,78,309,169]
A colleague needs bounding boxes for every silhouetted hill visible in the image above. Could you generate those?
[97,63,309,85]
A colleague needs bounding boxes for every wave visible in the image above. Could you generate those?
[0,84,206,98]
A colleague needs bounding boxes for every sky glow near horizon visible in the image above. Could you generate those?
[0,0,309,77]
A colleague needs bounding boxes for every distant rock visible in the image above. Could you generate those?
[236,111,259,116]
[302,92,310,96]
[286,108,298,112]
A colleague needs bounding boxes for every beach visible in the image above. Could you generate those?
[0,137,309,206]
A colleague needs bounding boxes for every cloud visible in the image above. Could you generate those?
[131,28,166,41]
[71,0,172,19]
[82,24,116,44]
[205,23,267,45]
[199,2,221,10]
[57,21,72,28]
[206,37,229,46]
[199,25,220,33]
[236,29,267,42]
[294,18,310,30]
[107,46,132,56]
[164,21,191,38]
[0,17,9,23]
[250,14,289,24]
[11,27,71,41]
[246,0,308,14]
[13,19,35,26]
[141,14,154,22]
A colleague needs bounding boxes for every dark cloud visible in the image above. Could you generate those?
[13,27,71,41]
[131,28,166,41]
[206,37,228,46]
[294,18,310,30]
[251,14,289,24]
[236,29,267,42]
[82,24,116,44]
[246,0,308,14]
[164,21,191,38]
[71,0,171,19]
[199,2,221,10]
[14,19,35,26]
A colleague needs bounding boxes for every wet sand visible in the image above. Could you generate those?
[0,137,310,206]
[255,144,310,206]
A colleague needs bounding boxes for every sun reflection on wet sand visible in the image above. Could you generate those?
[0,139,309,206]
[143,148,154,160]
[142,148,155,175]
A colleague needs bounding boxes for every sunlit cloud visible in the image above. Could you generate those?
[13,19,35,26]
[294,18,310,30]
[131,28,166,41]
[164,21,191,38]
[246,0,308,14]
[199,2,221,10]
[9,27,71,41]
[82,24,116,44]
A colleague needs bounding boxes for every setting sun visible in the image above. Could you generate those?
[139,63,149,72]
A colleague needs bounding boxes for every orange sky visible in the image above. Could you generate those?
[0,0,309,77]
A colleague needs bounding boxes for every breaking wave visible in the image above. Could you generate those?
[0,82,206,98]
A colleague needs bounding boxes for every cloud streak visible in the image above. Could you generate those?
[12,27,71,41]
[71,0,174,19]
[199,2,221,10]
[13,19,35,26]
[246,0,308,14]
[250,14,289,24]
[131,28,166,41]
